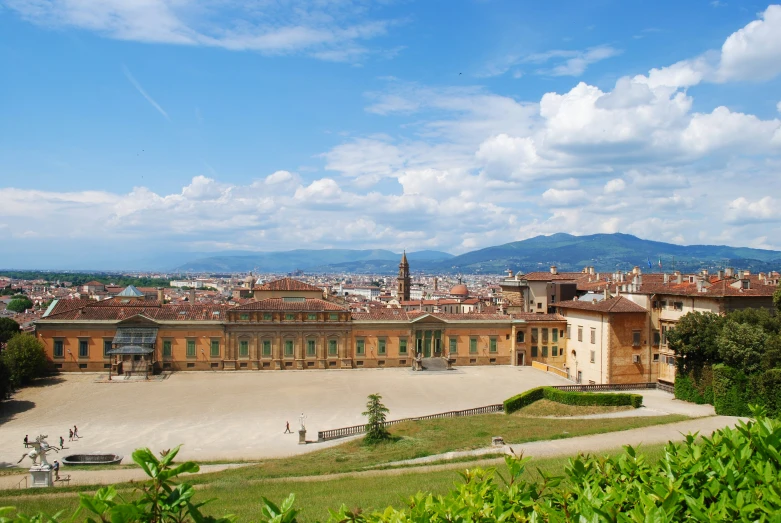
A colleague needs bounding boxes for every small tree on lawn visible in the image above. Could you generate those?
[2,333,48,388]
[363,393,390,443]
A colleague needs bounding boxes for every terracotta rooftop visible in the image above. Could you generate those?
[516,271,585,282]
[556,296,648,313]
[254,278,323,293]
[232,298,345,311]
[41,303,230,321]
[510,313,567,322]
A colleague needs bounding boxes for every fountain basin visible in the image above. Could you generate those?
[62,453,123,466]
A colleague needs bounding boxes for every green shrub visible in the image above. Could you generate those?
[756,369,781,418]
[712,364,753,416]
[503,387,545,413]
[504,387,642,413]
[674,366,714,404]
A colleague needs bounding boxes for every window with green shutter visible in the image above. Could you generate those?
[542,346,548,357]
[240,313,249,320]
[329,313,339,320]
[78,340,89,358]
[103,340,113,357]
[163,340,172,357]
[285,313,295,321]
[552,329,558,342]
[284,340,294,356]
[378,338,386,355]
[53,340,64,358]
[449,337,457,354]
[186,340,196,357]
[356,339,365,355]
[262,340,271,356]
[263,313,272,321]
[307,339,316,356]
[328,339,338,356]
[469,337,477,353]
[552,345,558,357]
[399,338,407,354]
[531,346,538,357]
[239,340,248,357]
[307,313,317,321]
[211,340,220,357]
[489,337,497,353]
[542,328,548,344]
[531,328,539,344]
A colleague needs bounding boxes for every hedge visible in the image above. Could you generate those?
[503,386,642,414]
[674,366,714,405]
[713,364,781,417]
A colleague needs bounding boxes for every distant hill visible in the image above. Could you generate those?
[171,233,781,275]
[174,249,453,273]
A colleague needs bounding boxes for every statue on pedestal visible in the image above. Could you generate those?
[17,434,57,467]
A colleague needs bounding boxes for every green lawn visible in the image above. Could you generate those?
[516,399,635,417]
[2,444,671,522]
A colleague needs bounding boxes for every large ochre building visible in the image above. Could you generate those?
[35,276,566,374]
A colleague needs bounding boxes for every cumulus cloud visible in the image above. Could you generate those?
[717,5,781,81]
[604,179,626,193]
[726,196,781,224]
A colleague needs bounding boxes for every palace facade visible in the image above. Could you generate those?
[34,277,567,374]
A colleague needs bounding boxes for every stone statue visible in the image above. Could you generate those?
[299,412,306,431]
[17,434,57,467]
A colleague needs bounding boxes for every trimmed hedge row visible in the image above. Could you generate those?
[713,364,781,417]
[503,386,642,414]
[674,366,714,405]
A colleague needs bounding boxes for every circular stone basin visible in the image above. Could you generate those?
[62,454,123,466]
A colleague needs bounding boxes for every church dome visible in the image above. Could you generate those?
[450,283,469,297]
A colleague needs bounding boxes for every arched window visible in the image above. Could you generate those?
[516,331,525,343]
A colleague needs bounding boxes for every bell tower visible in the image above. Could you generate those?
[397,251,411,301]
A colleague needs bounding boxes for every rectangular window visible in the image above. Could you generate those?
[542,329,548,344]
[240,313,249,320]
[673,302,683,311]
[531,328,539,344]
[653,331,661,346]
[537,302,542,309]
[653,353,660,362]
[211,340,220,357]
[378,338,386,355]
[578,326,583,342]
[489,337,497,353]
[284,340,294,357]
[307,313,317,321]
[163,340,172,357]
[285,313,295,321]
[531,346,538,357]
[53,340,64,358]
[307,339,316,356]
[328,339,338,356]
[590,328,596,344]
[263,313,272,321]
[552,346,558,357]
[356,339,365,355]
[661,326,668,345]
[262,340,271,357]
[469,337,478,353]
[239,340,248,357]
[552,329,558,343]
[103,340,112,357]
[566,324,571,339]
[632,330,641,347]
[516,331,525,343]
[449,337,457,354]
[542,346,548,357]
[329,313,339,321]
[186,340,196,358]
[399,338,407,355]
[78,340,89,358]
[590,350,595,363]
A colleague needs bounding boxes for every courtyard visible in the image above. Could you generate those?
[0,366,572,466]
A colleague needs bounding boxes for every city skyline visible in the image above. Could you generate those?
[2,1,781,267]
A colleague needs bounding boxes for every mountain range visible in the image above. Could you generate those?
[172,233,781,275]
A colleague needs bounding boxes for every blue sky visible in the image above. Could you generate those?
[1,0,781,269]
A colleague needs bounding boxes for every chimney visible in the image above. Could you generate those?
[550,265,558,275]
[759,272,766,282]
[506,270,513,279]
[189,289,196,303]
[718,269,725,280]
[590,266,595,275]
[737,270,744,279]
[157,287,165,303]
[725,267,734,278]
[701,269,709,277]
[696,279,704,293]
[675,273,683,284]
[603,288,609,300]
[633,266,640,275]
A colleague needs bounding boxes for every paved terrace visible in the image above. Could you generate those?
[0,367,571,467]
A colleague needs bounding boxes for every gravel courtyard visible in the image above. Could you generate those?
[0,367,570,466]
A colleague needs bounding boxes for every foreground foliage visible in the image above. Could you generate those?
[6,413,779,522]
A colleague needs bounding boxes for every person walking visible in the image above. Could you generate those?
[59,436,64,448]
[73,425,79,439]
[68,429,73,441]
[23,435,28,446]
[52,460,60,481]
[284,421,292,434]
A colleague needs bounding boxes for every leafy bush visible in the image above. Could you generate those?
[503,386,545,413]
[756,369,781,418]
[504,387,641,413]
[1,334,48,388]
[713,364,781,417]
[674,366,714,404]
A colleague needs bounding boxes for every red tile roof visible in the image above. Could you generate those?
[510,313,567,322]
[556,296,647,313]
[41,301,230,321]
[232,298,345,311]
[254,278,323,292]
[518,272,585,281]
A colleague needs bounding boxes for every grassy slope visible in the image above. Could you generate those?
[516,399,634,417]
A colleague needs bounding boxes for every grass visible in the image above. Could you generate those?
[1,443,671,522]
[516,399,635,417]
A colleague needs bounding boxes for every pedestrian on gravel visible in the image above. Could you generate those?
[73,425,79,439]
[59,436,64,448]
[68,429,73,441]
[23,435,28,446]
[284,421,292,434]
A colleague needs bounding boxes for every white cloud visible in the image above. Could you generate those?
[542,188,587,207]
[604,179,626,193]
[5,0,396,62]
[717,5,781,81]
[726,196,781,224]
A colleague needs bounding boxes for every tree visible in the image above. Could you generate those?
[0,359,11,401]
[667,312,725,374]
[363,393,391,443]
[0,317,21,345]
[774,283,781,314]
[717,320,767,375]
[2,333,48,388]
[6,296,33,313]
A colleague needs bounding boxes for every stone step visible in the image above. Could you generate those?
[419,357,449,371]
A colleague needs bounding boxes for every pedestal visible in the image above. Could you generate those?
[298,429,307,445]
[29,465,53,488]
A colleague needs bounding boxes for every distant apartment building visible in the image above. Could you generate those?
[170,280,204,289]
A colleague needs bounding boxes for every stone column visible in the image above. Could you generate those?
[296,331,304,370]
[340,329,352,369]
[510,324,517,366]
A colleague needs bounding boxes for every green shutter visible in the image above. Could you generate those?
[399,339,407,354]
[262,340,271,356]
[552,329,558,342]
[211,340,220,357]
[356,339,365,355]
[79,340,89,358]
[449,337,457,354]
[104,340,112,357]
[263,313,272,321]
[489,337,497,353]
[307,313,317,320]
[531,346,538,357]
[163,340,172,357]
[285,314,295,321]
[552,346,558,357]
[284,340,294,356]
[469,338,477,353]
[542,346,548,357]
[239,340,248,357]
[330,313,339,320]
[54,340,64,358]
[378,339,386,355]
[328,339,338,356]
[186,340,196,357]
[307,340,316,356]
